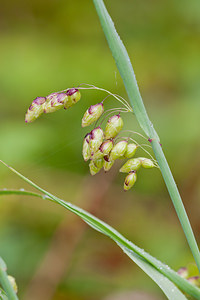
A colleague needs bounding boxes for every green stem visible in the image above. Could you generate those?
[0,259,18,300]
[92,0,200,272]
[152,140,200,271]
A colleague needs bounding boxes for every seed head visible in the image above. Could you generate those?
[124,172,137,191]
[89,127,104,153]
[103,156,114,172]
[104,114,123,139]
[82,103,104,127]
[25,97,46,123]
[120,158,141,173]
[124,143,138,158]
[82,134,91,161]
[110,140,127,160]
[64,88,81,109]
[138,157,155,168]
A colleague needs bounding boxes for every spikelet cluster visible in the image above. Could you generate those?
[25,88,81,123]
[82,102,155,191]
[26,86,157,191]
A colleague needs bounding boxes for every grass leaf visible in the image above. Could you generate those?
[0,184,199,299]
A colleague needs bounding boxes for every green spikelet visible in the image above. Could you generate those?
[64,88,81,109]
[104,114,123,139]
[82,103,104,127]
[120,158,141,173]
[89,127,104,154]
[25,97,46,123]
[110,141,127,160]
[124,172,137,191]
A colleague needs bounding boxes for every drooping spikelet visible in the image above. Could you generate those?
[82,103,104,127]
[25,97,46,123]
[104,114,123,139]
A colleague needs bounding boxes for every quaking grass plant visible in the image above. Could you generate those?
[0,1,200,299]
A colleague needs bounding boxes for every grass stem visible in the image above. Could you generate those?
[93,0,200,272]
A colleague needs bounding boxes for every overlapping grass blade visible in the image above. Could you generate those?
[92,0,200,274]
[1,180,200,299]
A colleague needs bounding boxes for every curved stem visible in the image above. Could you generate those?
[93,0,200,272]
[128,137,159,167]
[79,84,133,111]
[98,108,128,127]
[120,130,148,141]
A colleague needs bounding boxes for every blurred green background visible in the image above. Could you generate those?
[0,0,200,299]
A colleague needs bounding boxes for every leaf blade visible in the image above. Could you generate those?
[1,187,199,299]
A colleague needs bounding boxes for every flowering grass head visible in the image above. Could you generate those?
[25,84,158,191]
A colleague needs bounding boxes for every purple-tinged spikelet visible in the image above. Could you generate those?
[103,155,114,172]
[64,88,81,109]
[124,171,137,191]
[25,97,46,123]
[44,93,66,113]
[89,127,104,154]
[82,103,104,127]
